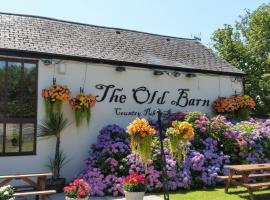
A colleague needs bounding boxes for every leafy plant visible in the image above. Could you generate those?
[47,151,70,178]
[39,112,69,179]
[0,185,14,200]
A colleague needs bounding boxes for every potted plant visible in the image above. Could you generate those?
[212,95,256,121]
[11,137,18,146]
[39,112,70,192]
[0,185,15,200]
[64,179,90,200]
[123,174,146,200]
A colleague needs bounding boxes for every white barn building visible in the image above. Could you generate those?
[0,13,244,179]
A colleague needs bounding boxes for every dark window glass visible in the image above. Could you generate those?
[0,123,3,153]
[22,123,35,152]
[0,61,5,118]
[0,59,37,156]
[5,123,20,153]
[21,63,37,118]
[6,62,22,118]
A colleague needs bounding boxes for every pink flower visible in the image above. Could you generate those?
[78,189,86,197]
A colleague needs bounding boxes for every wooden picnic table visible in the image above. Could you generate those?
[223,163,270,200]
[0,172,56,200]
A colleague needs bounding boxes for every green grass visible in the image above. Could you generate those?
[161,187,270,200]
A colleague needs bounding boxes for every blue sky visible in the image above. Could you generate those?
[0,0,268,45]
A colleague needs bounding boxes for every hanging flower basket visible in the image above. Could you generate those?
[69,92,96,127]
[126,118,156,166]
[42,83,71,118]
[166,121,194,164]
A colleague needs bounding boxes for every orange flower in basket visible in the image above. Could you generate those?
[42,84,71,102]
[42,83,71,117]
[126,118,155,166]
[127,118,156,137]
[69,92,96,127]
[171,121,194,141]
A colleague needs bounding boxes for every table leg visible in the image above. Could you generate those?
[241,173,254,200]
[0,178,13,187]
[241,173,249,183]
[247,188,255,200]
[40,177,47,200]
[225,169,234,193]
[35,177,41,200]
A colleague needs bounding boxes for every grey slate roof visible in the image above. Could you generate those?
[0,13,244,76]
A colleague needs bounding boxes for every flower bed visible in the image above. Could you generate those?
[77,112,270,196]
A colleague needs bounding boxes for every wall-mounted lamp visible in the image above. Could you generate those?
[58,63,66,74]
[172,71,181,77]
[185,73,197,78]
[153,70,164,76]
[42,59,53,66]
[115,66,126,72]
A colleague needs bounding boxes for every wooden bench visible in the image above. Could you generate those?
[243,182,270,200]
[217,173,270,180]
[0,172,54,200]
[14,190,56,200]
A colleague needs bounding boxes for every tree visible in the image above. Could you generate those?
[211,3,270,117]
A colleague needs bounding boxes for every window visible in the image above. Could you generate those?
[0,58,37,156]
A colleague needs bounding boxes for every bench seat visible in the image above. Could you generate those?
[217,173,270,180]
[14,190,56,197]
[0,173,53,179]
[243,181,270,189]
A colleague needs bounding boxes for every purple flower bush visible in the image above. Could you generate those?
[78,112,270,196]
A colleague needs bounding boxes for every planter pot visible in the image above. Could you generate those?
[65,197,89,200]
[124,191,145,200]
[11,138,18,146]
[46,178,66,193]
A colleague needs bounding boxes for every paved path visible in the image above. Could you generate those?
[49,193,163,200]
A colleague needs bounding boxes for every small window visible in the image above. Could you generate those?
[0,58,37,156]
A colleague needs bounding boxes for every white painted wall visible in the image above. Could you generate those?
[0,59,243,180]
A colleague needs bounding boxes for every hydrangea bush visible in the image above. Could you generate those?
[78,112,270,196]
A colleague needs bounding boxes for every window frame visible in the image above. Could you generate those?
[0,57,38,156]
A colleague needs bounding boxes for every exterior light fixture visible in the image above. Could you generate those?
[153,70,164,76]
[58,63,66,74]
[42,59,52,66]
[172,71,181,77]
[115,66,126,72]
[185,73,196,78]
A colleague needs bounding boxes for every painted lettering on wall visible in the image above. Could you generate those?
[95,84,210,108]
